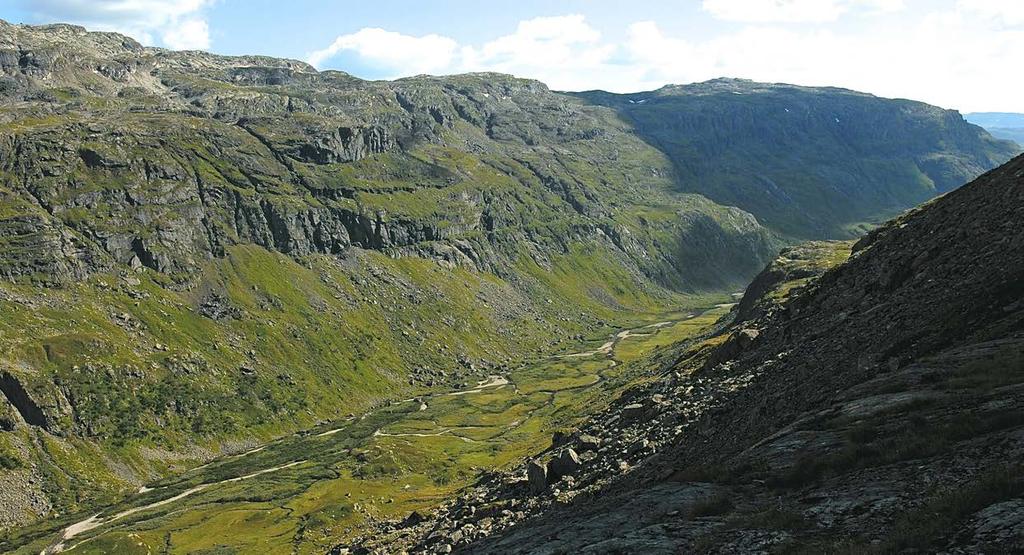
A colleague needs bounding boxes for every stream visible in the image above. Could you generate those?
[37,310,714,554]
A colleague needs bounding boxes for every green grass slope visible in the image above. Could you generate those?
[1,299,733,555]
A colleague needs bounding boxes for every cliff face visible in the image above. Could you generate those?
[0,24,1015,290]
[579,79,1020,239]
[0,21,776,291]
[730,240,852,324]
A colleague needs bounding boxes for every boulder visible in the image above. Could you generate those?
[578,434,601,452]
[652,393,671,406]
[551,430,570,448]
[401,510,425,528]
[736,328,760,348]
[527,460,547,493]
[549,449,581,480]
[701,327,761,371]
[622,403,646,422]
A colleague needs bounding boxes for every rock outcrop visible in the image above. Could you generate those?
[0,371,47,428]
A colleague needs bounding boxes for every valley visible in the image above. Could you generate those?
[5,303,733,554]
[0,18,1021,554]
[346,156,1024,554]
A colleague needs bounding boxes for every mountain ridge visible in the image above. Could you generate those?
[0,18,776,291]
[576,79,1018,238]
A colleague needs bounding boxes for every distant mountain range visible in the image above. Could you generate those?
[966,112,1024,146]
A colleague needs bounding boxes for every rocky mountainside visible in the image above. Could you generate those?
[730,239,852,324]
[0,21,773,290]
[579,80,1019,238]
[0,20,1017,535]
[354,154,1024,553]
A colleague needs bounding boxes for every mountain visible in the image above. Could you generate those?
[966,112,1024,147]
[360,153,1024,553]
[0,20,1016,535]
[0,21,777,526]
[0,22,774,291]
[579,80,1019,238]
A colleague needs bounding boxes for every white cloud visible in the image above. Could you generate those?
[307,15,612,88]
[701,0,904,23]
[160,17,209,50]
[306,28,457,76]
[702,0,847,23]
[22,0,212,49]
[458,15,615,90]
[863,0,907,14]
[956,0,1024,26]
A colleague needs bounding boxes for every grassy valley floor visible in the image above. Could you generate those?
[3,303,733,554]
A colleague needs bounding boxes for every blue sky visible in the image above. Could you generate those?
[3,1,1023,112]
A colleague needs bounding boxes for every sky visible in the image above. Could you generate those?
[2,0,1023,113]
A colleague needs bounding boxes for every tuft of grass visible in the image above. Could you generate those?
[880,465,1024,553]
[728,506,810,532]
[689,493,736,518]
[0,453,21,470]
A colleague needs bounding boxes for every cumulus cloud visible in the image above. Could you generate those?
[307,15,612,87]
[956,0,1024,26]
[461,14,604,68]
[21,0,212,49]
[458,15,616,90]
[307,28,457,76]
[701,0,847,23]
[159,17,209,50]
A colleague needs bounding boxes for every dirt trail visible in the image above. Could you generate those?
[561,339,616,358]
[446,375,510,396]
